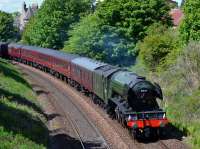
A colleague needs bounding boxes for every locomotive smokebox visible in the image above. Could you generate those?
[128,80,163,111]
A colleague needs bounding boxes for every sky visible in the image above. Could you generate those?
[174,0,182,6]
[0,0,182,13]
[0,0,44,13]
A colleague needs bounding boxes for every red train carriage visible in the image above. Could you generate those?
[21,46,53,69]
[20,45,79,80]
[71,57,106,93]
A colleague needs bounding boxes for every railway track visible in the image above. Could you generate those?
[47,89,109,149]
[47,80,110,149]
[18,63,110,149]
[16,62,190,149]
[158,141,171,149]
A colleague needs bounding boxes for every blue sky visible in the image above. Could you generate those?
[0,0,182,13]
[0,0,44,13]
[175,0,182,6]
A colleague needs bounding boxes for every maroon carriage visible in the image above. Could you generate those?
[20,45,78,79]
[71,57,106,93]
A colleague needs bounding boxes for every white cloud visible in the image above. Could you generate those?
[0,0,44,13]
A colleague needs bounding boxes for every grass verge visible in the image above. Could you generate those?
[0,58,48,149]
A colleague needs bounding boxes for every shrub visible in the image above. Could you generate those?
[138,23,180,71]
[152,41,200,148]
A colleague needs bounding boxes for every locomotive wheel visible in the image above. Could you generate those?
[158,128,166,139]
[110,113,116,119]
[94,99,98,105]
[149,128,159,140]
[106,105,112,115]
[129,129,137,140]
[121,117,126,128]
[116,113,120,123]
[107,101,116,119]
[92,95,98,105]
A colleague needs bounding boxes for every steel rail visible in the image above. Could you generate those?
[159,141,171,149]
[47,92,86,149]
[47,75,111,149]
[20,63,111,149]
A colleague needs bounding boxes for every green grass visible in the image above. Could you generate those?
[164,88,200,149]
[0,58,48,149]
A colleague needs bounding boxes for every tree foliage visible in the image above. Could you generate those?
[96,0,172,42]
[22,0,92,49]
[64,0,172,66]
[0,11,17,42]
[180,0,200,43]
[64,15,101,57]
[64,14,135,66]
[138,23,180,71]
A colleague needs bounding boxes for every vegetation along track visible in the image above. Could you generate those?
[16,62,189,149]
[16,62,110,149]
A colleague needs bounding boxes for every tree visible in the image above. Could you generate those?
[138,23,180,71]
[96,0,172,42]
[0,11,17,42]
[180,0,200,43]
[22,0,92,49]
[64,14,135,66]
[64,0,172,66]
[64,15,102,58]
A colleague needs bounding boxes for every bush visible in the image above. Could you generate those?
[151,41,200,149]
[138,23,180,71]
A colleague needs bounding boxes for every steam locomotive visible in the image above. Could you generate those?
[0,42,168,139]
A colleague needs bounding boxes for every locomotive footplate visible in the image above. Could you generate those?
[110,97,168,138]
[110,97,167,120]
